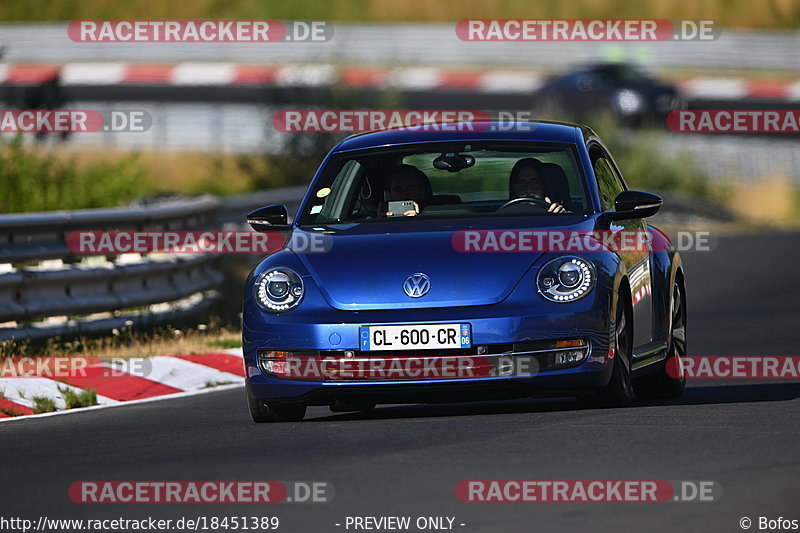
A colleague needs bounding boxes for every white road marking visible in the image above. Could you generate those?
[0,377,117,409]
[0,383,243,423]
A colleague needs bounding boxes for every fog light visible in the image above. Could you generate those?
[554,349,586,365]
[259,350,291,375]
[261,359,283,374]
[550,339,589,368]
[258,349,318,378]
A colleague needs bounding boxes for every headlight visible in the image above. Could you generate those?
[616,89,642,114]
[254,267,304,312]
[537,257,595,302]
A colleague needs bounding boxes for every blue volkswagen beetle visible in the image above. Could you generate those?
[242,121,687,422]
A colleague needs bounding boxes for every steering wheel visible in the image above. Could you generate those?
[497,197,551,212]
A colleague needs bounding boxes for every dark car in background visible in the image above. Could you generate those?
[534,63,685,126]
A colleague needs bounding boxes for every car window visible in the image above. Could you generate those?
[612,65,651,84]
[405,150,584,203]
[592,153,625,211]
[555,72,582,88]
[578,72,611,90]
[307,159,365,221]
[298,142,591,225]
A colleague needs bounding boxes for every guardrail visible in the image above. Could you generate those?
[0,195,227,342]
[0,184,735,343]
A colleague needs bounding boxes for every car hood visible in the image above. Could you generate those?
[292,217,596,311]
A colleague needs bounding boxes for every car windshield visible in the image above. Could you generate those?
[602,64,652,83]
[298,141,591,225]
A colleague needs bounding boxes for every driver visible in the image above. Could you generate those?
[508,158,567,213]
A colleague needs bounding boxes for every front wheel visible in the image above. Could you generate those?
[579,297,634,408]
[247,389,306,423]
[633,282,687,400]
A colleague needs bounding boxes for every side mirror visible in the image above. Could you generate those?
[247,205,291,232]
[606,190,662,221]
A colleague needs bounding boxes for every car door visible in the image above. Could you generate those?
[589,143,654,348]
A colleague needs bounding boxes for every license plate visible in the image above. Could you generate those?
[359,323,471,351]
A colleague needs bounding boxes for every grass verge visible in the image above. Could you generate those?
[0,136,146,213]
[0,137,316,213]
[1,323,241,360]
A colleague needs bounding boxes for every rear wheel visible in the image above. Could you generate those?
[247,389,306,423]
[633,282,687,400]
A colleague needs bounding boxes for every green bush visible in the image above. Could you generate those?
[0,136,146,213]
[31,396,57,414]
[529,110,714,198]
[58,386,98,409]
[587,116,712,198]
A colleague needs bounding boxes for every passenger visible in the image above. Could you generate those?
[384,164,432,217]
[508,158,567,213]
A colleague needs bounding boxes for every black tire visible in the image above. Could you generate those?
[580,296,634,408]
[633,282,687,400]
[247,389,306,423]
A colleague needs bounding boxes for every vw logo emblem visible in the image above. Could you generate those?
[403,273,431,298]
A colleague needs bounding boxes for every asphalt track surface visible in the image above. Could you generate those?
[1,233,799,532]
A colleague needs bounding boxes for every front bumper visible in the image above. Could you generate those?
[243,302,614,405]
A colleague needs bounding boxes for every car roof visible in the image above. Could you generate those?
[332,121,585,153]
